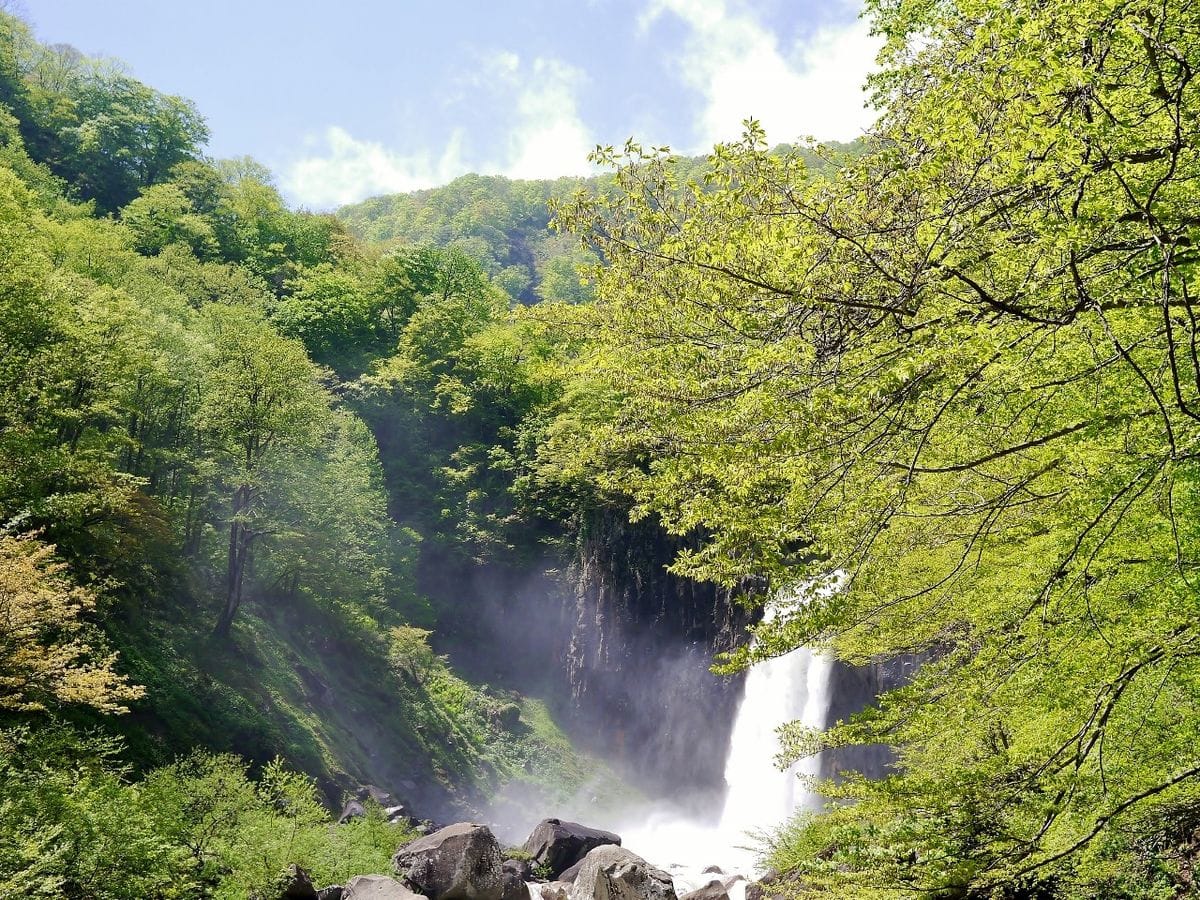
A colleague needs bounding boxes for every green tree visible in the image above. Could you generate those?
[549,0,1200,891]
[16,38,207,212]
[197,306,325,637]
[272,263,373,372]
[121,182,218,258]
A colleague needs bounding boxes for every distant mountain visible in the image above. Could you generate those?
[336,143,861,305]
[338,172,600,304]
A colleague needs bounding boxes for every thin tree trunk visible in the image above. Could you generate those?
[214,484,252,637]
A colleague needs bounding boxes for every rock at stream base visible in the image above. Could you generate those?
[743,870,782,900]
[281,864,319,899]
[678,881,729,900]
[502,858,533,882]
[342,875,426,899]
[316,888,344,900]
[532,882,572,900]
[499,858,533,900]
[339,799,368,824]
[358,784,404,808]
[569,845,676,900]
[557,860,585,885]
[523,819,622,879]
[392,822,504,900]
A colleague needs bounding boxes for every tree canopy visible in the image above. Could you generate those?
[544,0,1200,893]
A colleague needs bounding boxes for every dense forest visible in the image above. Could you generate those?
[3,0,1200,897]
[0,10,617,897]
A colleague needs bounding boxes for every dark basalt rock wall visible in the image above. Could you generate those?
[560,506,753,808]
[819,655,924,782]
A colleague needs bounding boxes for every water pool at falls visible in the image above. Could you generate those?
[614,638,836,882]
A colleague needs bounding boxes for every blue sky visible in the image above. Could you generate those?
[20,0,878,209]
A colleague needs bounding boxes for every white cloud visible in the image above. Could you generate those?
[643,0,881,149]
[282,127,469,209]
[502,58,596,180]
[282,54,596,208]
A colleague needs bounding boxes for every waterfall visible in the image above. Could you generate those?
[717,643,834,842]
[614,602,835,878]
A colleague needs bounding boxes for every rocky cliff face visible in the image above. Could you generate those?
[560,507,753,808]
[819,655,923,782]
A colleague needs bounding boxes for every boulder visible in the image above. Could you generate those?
[569,846,675,900]
[679,881,728,900]
[538,884,571,900]
[502,859,533,881]
[359,784,404,808]
[743,870,781,900]
[700,868,723,876]
[523,819,622,879]
[281,864,319,899]
[557,860,585,885]
[339,799,367,824]
[499,870,528,900]
[393,822,505,900]
[342,875,425,899]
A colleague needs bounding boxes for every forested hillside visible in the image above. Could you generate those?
[5,0,1200,897]
[0,13,613,898]
[335,146,856,308]
[339,174,600,306]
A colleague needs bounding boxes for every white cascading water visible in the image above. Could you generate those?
[615,602,835,884]
[717,643,834,856]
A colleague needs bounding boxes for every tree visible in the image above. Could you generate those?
[121,182,218,258]
[535,249,596,305]
[272,263,373,372]
[197,306,324,637]
[0,533,143,712]
[14,38,207,212]
[549,0,1200,891]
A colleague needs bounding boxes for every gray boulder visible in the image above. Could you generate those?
[557,861,585,885]
[342,875,426,899]
[570,846,676,900]
[358,784,403,808]
[393,822,505,900]
[339,799,367,824]
[499,870,528,900]
[502,859,533,881]
[499,858,531,900]
[281,864,319,899]
[743,870,782,900]
[679,881,728,900]
[536,884,571,900]
[523,819,622,879]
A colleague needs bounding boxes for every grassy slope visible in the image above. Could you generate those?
[94,583,619,825]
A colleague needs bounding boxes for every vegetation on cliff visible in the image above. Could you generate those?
[0,11,610,896]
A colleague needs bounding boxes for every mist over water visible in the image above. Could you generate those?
[467,544,850,883]
[613,642,834,878]
[489,619,836,885]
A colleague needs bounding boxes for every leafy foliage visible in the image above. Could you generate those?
[0,534,143,713]
[544,0,1200,893]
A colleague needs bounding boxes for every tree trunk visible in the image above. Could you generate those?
[214,484,252,638]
